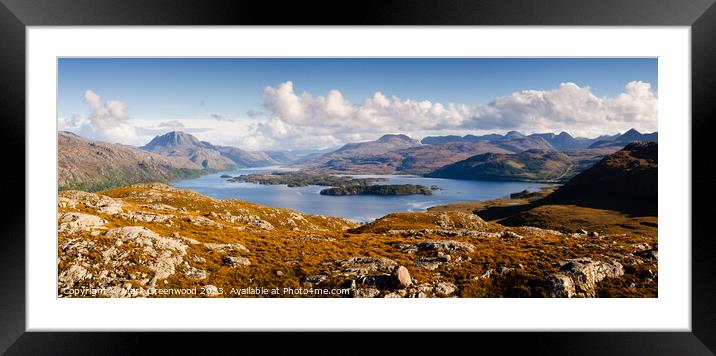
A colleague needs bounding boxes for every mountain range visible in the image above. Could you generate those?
[422,129,655,151]
[60,128,658,190]
[298,128,655,175]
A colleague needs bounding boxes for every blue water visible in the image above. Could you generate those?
[171,167,547,222]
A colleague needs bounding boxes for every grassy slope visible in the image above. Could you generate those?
[58,183,657,298]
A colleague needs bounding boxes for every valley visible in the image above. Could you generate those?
[57,142,658,298]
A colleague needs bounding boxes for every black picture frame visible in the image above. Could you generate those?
[2,0,715,354]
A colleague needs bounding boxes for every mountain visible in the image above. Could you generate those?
[390,141,513,174]
[503,130,525,140]
[141,131,236,169]
[141,131,284,168]
[213,145,278,167]
[494,136,554,152]
[422,130,635,151]
[422,131,555,152]
[264,151,300,164]
[299,134,421,170]
[541,141,657,215]
[298,135,514,175]
[332,134,420,155]
[588,129,658,149]
[528,132,604,151]
[427,148,608,182]
[421,132,518,145]
[58,132,207,192]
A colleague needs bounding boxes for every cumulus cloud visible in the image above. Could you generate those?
[59,90,139,144]
[59,81,658,151]
[250,80,658,149]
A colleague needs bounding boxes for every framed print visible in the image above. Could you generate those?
[3,0,716,354]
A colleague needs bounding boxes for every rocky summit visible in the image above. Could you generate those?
[57,183,657,298]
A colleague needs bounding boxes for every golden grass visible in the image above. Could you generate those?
[58,183,657,298]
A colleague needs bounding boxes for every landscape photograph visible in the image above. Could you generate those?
[57,58,658,298]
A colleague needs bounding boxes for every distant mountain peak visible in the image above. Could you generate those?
[142,131,206,150]
[377,134,414,142]
[504,131,525,139]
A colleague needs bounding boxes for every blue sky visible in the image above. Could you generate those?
[57,58,658,149]
[58,58,657,119]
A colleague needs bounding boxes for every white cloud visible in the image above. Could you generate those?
[253,81,658,149]
[59,81,658,151]
[59,90,139,144]
[158,120,185,128]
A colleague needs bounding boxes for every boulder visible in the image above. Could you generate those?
[58,212,107,234]
[223,256,251,267]
[394,266,412,288]
[501,230,524,240]
[545,257,624,298]
[337,256,397,276]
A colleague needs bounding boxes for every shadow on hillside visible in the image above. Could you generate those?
[474,197,657,224]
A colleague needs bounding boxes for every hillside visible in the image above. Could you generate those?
[299,134,420,170]
[541,141,658,215]
[58,183,656,298]
[58,132,209,192]
[427,148,609,183]
[299,135,513,175]
[213,145,278,167]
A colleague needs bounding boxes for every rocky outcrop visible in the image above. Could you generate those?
[58,226,190,297]
[57,181,654,299]
[58,212,107,235]
[120,210,174,225]
[416,240,476,253]
[223,256,251,267]
[203,243,250,253]
[59,190,125,215]
[544,258,624,298]
[336,256,398,276]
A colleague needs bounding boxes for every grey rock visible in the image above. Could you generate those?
[435,282,457,296]
[223,256,251,267]
[337,256,397,276]
[416,240,475,253]
[352,288,381,298]
[305,274,328,285]
[415,259,441,271]
[545,257,624,298]
[501,230,524,239]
